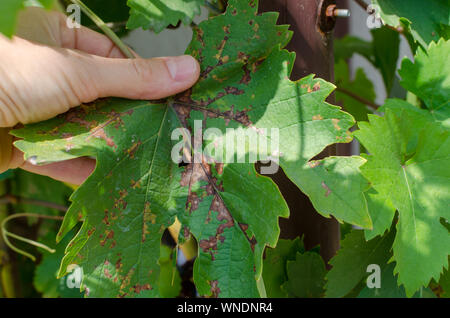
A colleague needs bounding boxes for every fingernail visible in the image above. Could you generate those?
[166,55,198,82]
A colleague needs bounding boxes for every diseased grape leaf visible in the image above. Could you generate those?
[399,39,450,124]
[13,0,371,297]
[282,252,326,298]
[325,229,395,298]
[126,0,204,33]
[372,0,450,48]
[354,108,450,297]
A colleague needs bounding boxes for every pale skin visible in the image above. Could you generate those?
[0,7,200,185]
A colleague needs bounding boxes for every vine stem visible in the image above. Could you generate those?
[336,86,381,110]
[0,194,68,212]
[353,0,369,11]
[69,0,135,59]
[1,213,64,262]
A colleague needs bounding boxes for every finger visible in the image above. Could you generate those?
[0,38,200,126]
[83,54,201,100]
[58,15,130,59]
[10,147,95,186]
[16,7,131,59]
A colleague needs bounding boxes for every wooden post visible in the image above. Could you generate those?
[259,0,349,263]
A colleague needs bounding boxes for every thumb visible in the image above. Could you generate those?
[81,54,201,101]
[0,38,200,126]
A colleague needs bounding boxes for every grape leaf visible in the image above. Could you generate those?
[334,36,372,62]
[354,108,450,297]
[371,26,400,93]
[0,0,26,37]
[325,229,395,298]
[439,265,450,298]
[13,0,371,297]
[363,188,395,241]
[335,26,400,94]
[357,262,435,298]
[282,252,326,298]
[399,39,450,123]
[127,0,204,33]
[372,0,450,48]
[262,238,304,298]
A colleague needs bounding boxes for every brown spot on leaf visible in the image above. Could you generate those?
[104,268,113,279]
[321,182,332,197]
[332,119,341,131]
[210,280,221,298]
[88,127,116,148]
[312,115,323,121]
[308,161,321,168]
[313,82,321,91]
[126,141,142,159]
[133,284,152,294]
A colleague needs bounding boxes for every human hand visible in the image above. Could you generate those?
[0,7,200,185]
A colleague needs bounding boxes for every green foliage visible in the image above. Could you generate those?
[335,60,376,121]
[335,26,400,94]
[355,108,450,297]
[262,238,324,298]
[439,265,450,298]
[354,39,450,296]
[10,170,72,218]
[127,0,204,33]
[33,231,83,298]
[357,262,435,298]
[0,0,55,37]
[325,229,395,298]
[262,238,305,298]
[371,27,400,93]
[282,252,326,298]
[0,170,14,181]
[399,39,450,124]
[158,244,182,298]
[373,0,450,48]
